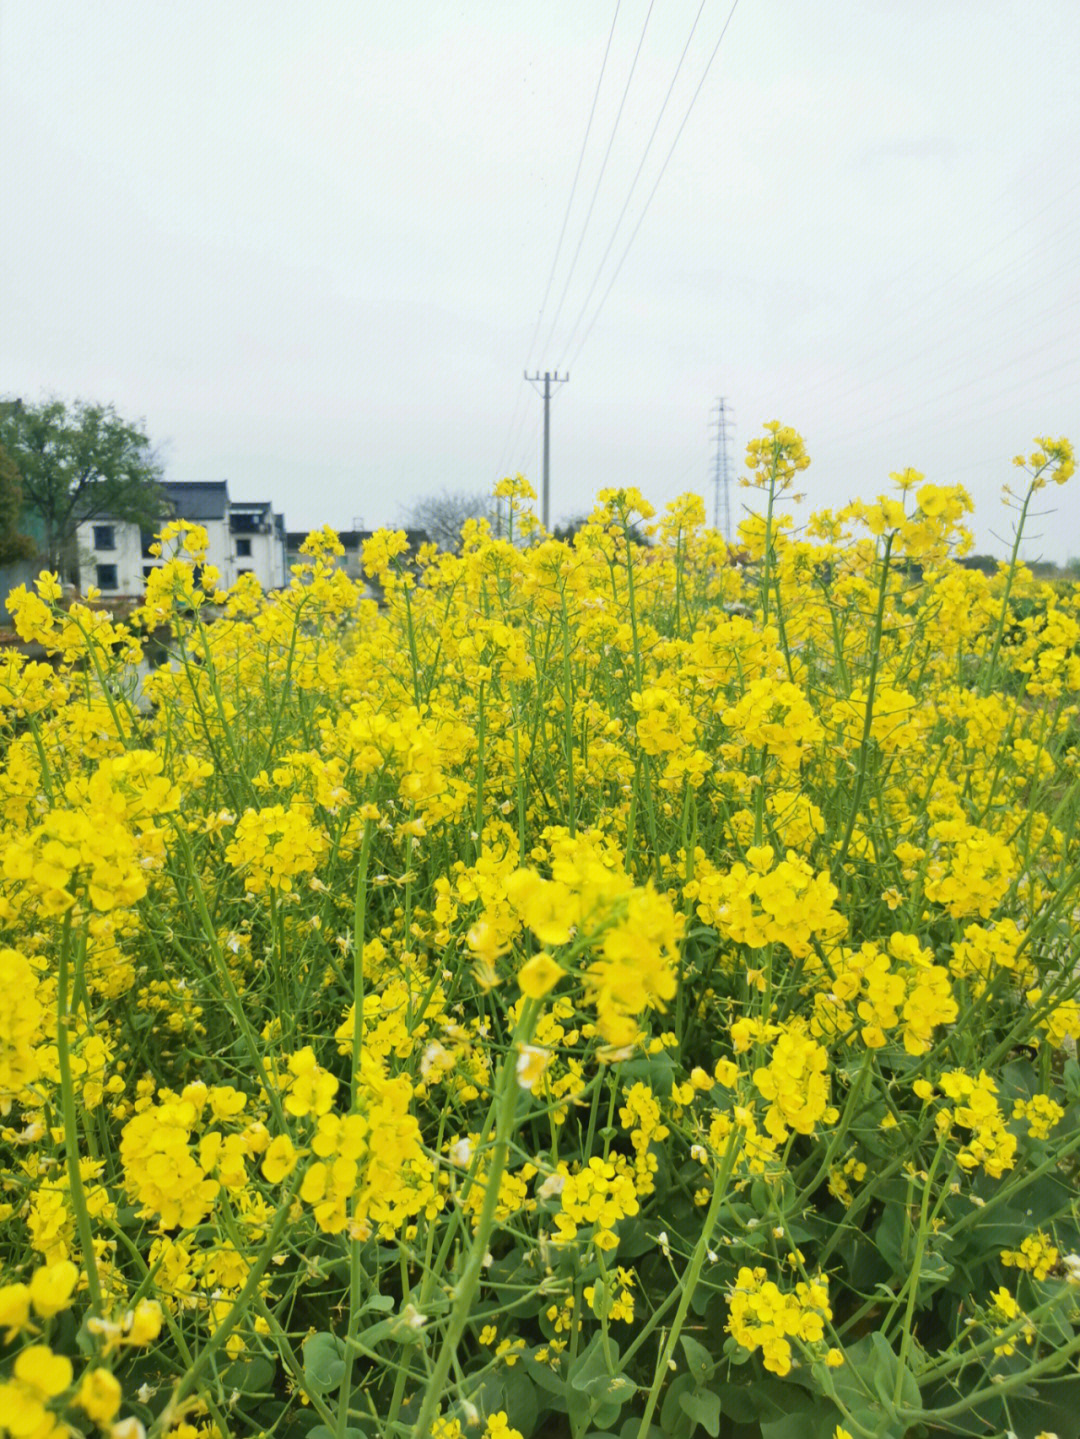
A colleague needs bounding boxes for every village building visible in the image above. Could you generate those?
[76,481,287,596]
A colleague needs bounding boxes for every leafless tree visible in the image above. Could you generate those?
[403,489,494,553]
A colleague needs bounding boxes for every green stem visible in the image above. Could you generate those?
[338,819,374,1439]
[893,1143,949,1403]
[901,1327,1080,1424]
[173,826,288,1132]
[55,909,104,1318]
[635,1131,742,1438]
[149,1174,301,1437]
[836,530,894,870]
[410,1000,540,1439]
[979,476,1039,697]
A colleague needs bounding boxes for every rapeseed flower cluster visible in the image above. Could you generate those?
[1,428,1078,1439]
[726,1266,833,1376]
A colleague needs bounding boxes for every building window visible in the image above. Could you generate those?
[93,524,115,551]
[96,563,119,590]
[236,537,252,557]
[237,568,253,576]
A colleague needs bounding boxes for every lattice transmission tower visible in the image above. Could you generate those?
[711,397,736,539]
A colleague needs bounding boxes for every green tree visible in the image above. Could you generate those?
[0,401,37,566]
[0,444,37,566]
[0,397,165,576]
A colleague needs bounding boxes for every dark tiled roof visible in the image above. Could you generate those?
[285,528,429,550]
[163,481,229,521]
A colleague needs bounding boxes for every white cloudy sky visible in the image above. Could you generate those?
[3,0,1078,558]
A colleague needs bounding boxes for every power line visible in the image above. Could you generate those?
[810,303,1080,458]
[567,0,742,372]
[796,255,1080,461]
[494,1,621,489]
[508,402,545,495]
[538,0,657,367]
[557,0,710,371]
[792,185,1080,416]
[494,0,621,486]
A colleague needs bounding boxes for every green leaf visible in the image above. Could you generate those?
[592,1397,629,1430]
[678,1386,721,1437]
[569,1332,619,1392]
[589,1275,613,1321]
[351,1317,395,1349]
[873,1202,908,1272]
[750,1178,773,1216]
[845,1404,907,1439]
[586,1373,635,1410]
[500,1367,540,1438]
[712,1382,757,1422]
[620,1421,663,1439]
[761,1401,841,1439]
[1000,1057,1037,1101]
[302,1331,345,1394]
[609,1216,657,1259]
[679,1335,716,1385]
[461,1374,506,1428]
[916,1246,953,1288]
[523,1347,568,1400]
[221,1356,277,1394]
[660,1372,697,1439]
[617,1049,676,1093]
[869,1332,921,1414]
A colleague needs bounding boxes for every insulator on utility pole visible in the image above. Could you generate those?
[711,397,736,540]
[525,371,569,531]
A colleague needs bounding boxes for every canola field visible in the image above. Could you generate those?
[2,428,1080,1439]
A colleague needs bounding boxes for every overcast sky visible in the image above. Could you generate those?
[3,1,1078,559]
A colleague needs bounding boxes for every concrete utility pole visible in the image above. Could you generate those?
[711,397,735,539]
[525,371,569,530]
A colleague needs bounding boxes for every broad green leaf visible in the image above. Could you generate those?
[221,1356,276,1394]
[659,1373,698,1439]
[523,1347,568,1400]
[569,1332,619,1392]
[679,1335,716,1385]
[302,1331,345,1394]
[870,1331,921,1414]
[678,1386,721,1437]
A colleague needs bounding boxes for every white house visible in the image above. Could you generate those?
[158,481,233,584]
[76,481,288,597]
[229,500,287,590]
[77,517,145,597]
